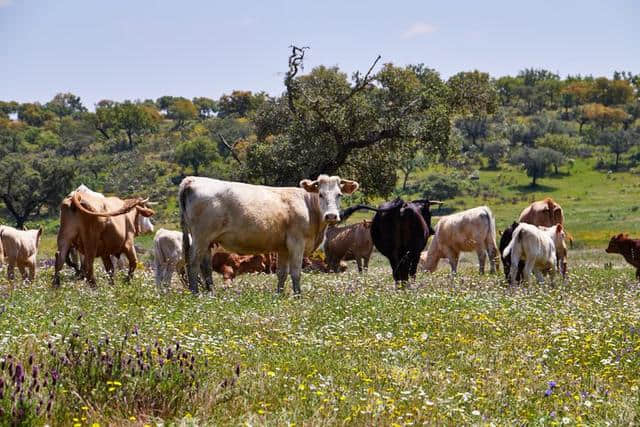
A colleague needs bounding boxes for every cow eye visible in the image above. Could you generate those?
[319,193,324,199]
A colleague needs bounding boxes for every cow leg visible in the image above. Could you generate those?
[124,247,138,282]
[447,254,459,275]
[355,257,363,273]
[163,264,176,289]
[101,256,115,285]
[364,256,370,272]
[27,259,36,282]
[200,258,214,292]
[154,260,165,288]
[534,269,545,284]
[522,259,535,284]
[66,249,82,277]
[18,262,28,281]
[635,268,640,281]
[54,239,74,287]
[276,251,289,294]
[186,240,209,294]
[288,250,304,296]
[409,252,420,281]
[476,249,486,275]
[7,261,16,281]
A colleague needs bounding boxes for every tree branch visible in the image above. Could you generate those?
[218,133,242,165]
[339,55,382,103]
[285,45,309,115]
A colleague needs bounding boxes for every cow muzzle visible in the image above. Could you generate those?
[324,213,339,223]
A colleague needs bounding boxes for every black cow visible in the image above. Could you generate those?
[499,221,524,282]
[341,198,442,282]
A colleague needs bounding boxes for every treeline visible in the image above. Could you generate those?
[1,49,639,227]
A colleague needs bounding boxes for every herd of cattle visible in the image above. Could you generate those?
[0,175,639,293]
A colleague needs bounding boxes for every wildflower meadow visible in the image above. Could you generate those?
[1,252,639,425]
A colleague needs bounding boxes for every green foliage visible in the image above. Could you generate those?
[166,98,198,128]
[217,90,267,118]
[510,146,564,185]
[246,56,452,196]
[420,172,462,200]
[174,136,221,175]
[95,101,161,149]
[0,154,75,226]
[45,92,87,117]
[17,103,55,127]
[595,130,636,170]
[447,70,498,115]
[192,97,217,119]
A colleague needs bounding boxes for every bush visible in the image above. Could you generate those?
[419,173,462,200]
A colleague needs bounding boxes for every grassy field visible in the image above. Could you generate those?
[1,250,640,425]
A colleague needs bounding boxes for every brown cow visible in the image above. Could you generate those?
[53,189,155,287]
[211,251,268,282]
[324,220,373,273]
[605,234,640,280]
[0,225,43,281]
[519,198,564,227]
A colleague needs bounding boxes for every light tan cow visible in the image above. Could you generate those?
[519,198,564,227]
[421,206,499,274]
[324,220,373,272]
[179,174,359,294]
[0,225,43,281]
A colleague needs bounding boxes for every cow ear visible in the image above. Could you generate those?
[339,179,359,194]
[300,179,319,193]
[556,224,563,233]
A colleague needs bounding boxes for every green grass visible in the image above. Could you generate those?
[1,251,640,425]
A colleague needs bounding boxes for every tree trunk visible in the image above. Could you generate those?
[402,169,410,191]
[532,173,537,186]
[554,164,558,174]
[615,153,620,170]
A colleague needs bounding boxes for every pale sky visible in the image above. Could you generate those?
[1,0,638,108]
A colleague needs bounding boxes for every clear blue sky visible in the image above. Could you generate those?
[1,0,638,108]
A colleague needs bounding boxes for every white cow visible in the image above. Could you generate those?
[502,223,566,285]
[0,225,43,281]
[421,206,499,274]
[179,175,359,294]
[153,228,187,288]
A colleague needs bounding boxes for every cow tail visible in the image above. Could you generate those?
[502,226,521,259]
[179,184,192,272]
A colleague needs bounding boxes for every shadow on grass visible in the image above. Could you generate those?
[509,183,558,194]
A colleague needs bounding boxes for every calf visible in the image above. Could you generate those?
[605,234,640,280]
[421,206,499,274]
[324,220,373,273]
[211,251,268,282]
[0,225,43,281]
[153,228,187,288]
[503,223,566,285]
[499,222,524,282]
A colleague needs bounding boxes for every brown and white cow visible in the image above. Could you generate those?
[421,206,499,274]
[53,188,155,286]
[502,223,566,285]
[324,220,373,273]
[0,225,43,281]
[519,198,564,227]
[179,175,359,294]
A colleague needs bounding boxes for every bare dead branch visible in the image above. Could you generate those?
[217,133,242,165]
[285,45,309,115]
[340,55,382,103]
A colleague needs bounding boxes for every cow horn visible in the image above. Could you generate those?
[145,201,159,206]
[428,200,444,205]
[140,197,149,204]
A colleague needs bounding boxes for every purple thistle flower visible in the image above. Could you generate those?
[51,369,59,385]
[544,389,552,397]
[548,381,557,389]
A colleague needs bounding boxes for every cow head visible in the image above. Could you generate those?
[134,204,155,235]
[606,233,628,254]
[300,175,359,224]
[410,200,443,237]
